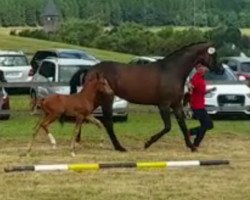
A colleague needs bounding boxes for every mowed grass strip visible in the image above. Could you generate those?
[0,96,250,200]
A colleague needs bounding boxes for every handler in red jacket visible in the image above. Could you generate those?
[189,64,216,148]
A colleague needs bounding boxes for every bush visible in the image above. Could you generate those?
[18,29,49,40]
[57,19,103,46]
[9,30,17,36]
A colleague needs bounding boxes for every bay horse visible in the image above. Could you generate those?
[70,42,223,152]
[27,72,113,156]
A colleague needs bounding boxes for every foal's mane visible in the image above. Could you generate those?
[162,41,212,61]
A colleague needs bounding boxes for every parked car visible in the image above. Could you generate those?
[220,56,250,80]
[30,58,129,121]
[0,86,10,120]
[129,56,164,65]
[187,64,250,116]
[30,49,99,74]
[0,50,33,83]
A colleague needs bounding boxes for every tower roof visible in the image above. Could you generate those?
[42,0,60,16]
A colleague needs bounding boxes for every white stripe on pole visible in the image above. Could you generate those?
[34,164,68,171]
[167,161,200,167]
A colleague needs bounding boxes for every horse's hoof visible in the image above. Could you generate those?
[144,141,151,149]
[191,146,198,152]
[52,145,57,150]
[115,146,127,152]
[71,152,76,157]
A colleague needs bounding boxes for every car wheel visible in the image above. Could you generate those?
[114,115,128,122]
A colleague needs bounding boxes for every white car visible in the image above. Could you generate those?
[0,50,32,83]
[30,58,129,120]
[129,56,164,65]
[188,64,250,116]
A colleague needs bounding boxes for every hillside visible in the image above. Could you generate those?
[0,28,134,63]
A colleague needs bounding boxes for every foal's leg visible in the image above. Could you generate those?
[27,115,50,153]
[86,115,103,129]
[40,115,58,149]
[101,97,126,152]
[144,105,171,149]
[172,106,196,152]
[75,126,82,143]
[71,116,83,157]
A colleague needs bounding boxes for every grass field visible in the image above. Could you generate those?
[0,95,249,200]
[0,27,134,63]
[0,27,250,200]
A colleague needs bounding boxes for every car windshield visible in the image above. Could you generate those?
[189,66,237,82]
[59,65,90,82]
[240,62,250,73]
[0,55,29,66]
[58,51,97,61]
[205,68,237,81]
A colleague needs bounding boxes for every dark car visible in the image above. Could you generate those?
[220,56,250,80]
[30,49,99,74]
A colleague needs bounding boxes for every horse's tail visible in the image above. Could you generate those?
[69,68,90,94]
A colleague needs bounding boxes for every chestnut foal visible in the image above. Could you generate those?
[27,73,113,156]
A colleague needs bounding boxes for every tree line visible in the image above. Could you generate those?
[15,20,249,57]
[1,0,250,27]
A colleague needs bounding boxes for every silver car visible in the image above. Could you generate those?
[30,58,129,121]
[0,50,33,83]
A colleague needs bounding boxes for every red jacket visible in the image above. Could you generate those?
[190,72,206,109]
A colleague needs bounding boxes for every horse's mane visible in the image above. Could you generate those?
[163,41,212,60]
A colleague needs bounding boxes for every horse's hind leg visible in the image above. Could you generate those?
[145,105,171,149]
[101,98,126,152]
[172,106,196,152]
[27,115,49,153]
[40,115,58,149]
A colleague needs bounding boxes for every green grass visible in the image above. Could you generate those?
[0,27,134,63]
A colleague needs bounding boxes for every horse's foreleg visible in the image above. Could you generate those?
[86,115,103,129]
[101,98,126,152]
[173,106,197,152]
[75,126,81,143]
[145,105,171,149]
[71,117,83,157]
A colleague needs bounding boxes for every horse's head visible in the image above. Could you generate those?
[94,72,114,96]
[195,43,224,74]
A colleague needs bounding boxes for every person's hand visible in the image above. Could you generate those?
[207,87,216,93]
[210,87,217,92]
